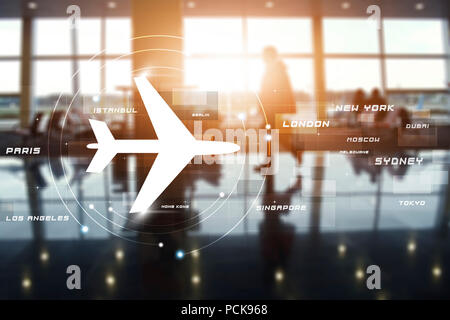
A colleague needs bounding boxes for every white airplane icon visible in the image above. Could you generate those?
[86,76,240,213]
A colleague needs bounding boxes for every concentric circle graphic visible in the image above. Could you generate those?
[47,34,269,254]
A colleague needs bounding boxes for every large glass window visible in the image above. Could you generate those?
[183,17,314,99]
[34,19,71,56]
[79,60,101,94]
[32,18,132,112]
[248,58,313,92]
[0,19,22,56]
[383,19,447,94]
[0,19,21,94]
[383,19,445,54]
[3,14,447,124]
[77,19,102,55]
[184,18,243,55]
[0,19,22,122]
[105,59,132,94]
[323,17,448,117]
[324,18,379,54]
[105,18,132,54]
[0,61,20,93]
[247,18,312,54]
[326,59,381,91]
[185,58,245,91]
[386,59,447,89]
[33,60,72,96]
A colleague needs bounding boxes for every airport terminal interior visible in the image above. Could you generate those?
[0,0,449,299]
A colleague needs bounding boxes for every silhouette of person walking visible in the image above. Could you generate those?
[260,46,296,128]
[256,46,301,170]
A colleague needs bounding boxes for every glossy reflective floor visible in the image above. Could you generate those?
[0,150,449,299]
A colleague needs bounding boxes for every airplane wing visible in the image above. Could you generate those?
[129,150,193,213]
[86,119,117,173]
[133,76,194,143]
[86,150,116,173]
[130,77,196,213]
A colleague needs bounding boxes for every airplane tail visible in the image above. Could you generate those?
[86,119,117,173]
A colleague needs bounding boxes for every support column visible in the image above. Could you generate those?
[311,0,327,121]
[20,15,32,128]
[378,17,387,94]
[132,0,183,138]
[131,0,184,211]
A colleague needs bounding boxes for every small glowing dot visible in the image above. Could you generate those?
[355,269,364,280]
[115,249,124,260]
[27,2,38,10]
[22,278,31,289]
[275,270,284,282]
[107,1,117,9]
[192,250,199,258]
[89,204,94,209]
[106,274,115,286]
[265,124,271,129]
[219,192,225,198]
[377,292,388,300]
[432,266,442,278]
[238,113,246,121]
[108,206,113,212]
[36,186,39,190]
[40,251,49,262]
[175,250,185,260]
[93,95,100,102]
[341,2,350,9]
[158,242,164,248]
[191,274,201,284]
[265,134,272,141]
[139,71,148,78]
[338,244,346,255]
[415,2,425,10]
[407,241,416,253]
[81,225,89,233]
[265,1,275,8]
[187,1,196,8]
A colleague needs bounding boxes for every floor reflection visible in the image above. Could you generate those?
[0,150,449,299]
